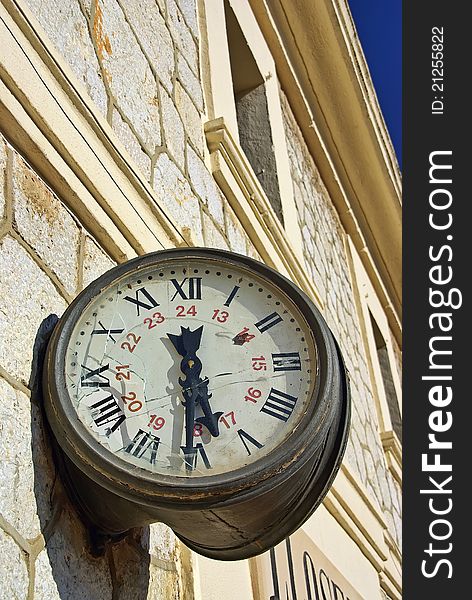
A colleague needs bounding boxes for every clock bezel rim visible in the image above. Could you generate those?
[43,248,338,503]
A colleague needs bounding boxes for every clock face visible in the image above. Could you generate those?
[64,257,317,477]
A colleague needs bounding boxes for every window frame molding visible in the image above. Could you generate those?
[205,117,323,309]
[201,0,304,258]
[247,0,402,345]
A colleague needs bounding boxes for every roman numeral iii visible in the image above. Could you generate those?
[260,388,298,422]
[272,352,302,371]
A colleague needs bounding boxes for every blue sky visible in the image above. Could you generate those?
[348,1,402,167]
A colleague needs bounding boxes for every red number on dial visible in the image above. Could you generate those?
[234,327,255,345]
[219,411,236,429]
[212,309,229,323]
[115,364,131,381]
[144,312,165,329]
[148,414,166,430]
[176,305,198,317]
[252,356,267,371]
[121,391,143,412]
[244,387,261,403]
[120,332,142,353]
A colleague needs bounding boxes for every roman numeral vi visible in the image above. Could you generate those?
[80,364,110,388]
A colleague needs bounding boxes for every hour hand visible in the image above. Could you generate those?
[167,330,185,356]
[167,326,203,357]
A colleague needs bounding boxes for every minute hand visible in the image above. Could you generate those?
[194,374,222,437]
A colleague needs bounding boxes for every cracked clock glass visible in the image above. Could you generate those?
[64,258,317,477]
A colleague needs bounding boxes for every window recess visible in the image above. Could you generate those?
[224,1,283,223]
[370,313,402,442]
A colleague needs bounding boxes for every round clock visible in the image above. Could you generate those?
[43,248,350,560]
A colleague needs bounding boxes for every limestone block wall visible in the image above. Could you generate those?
[279,91,402,550]
[1,0,402,596]
[22,0,258,257]
[0,3,259,595]
[0,135,199,599]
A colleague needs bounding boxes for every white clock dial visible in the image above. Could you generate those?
[64,259,317,477]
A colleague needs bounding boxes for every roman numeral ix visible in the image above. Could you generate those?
[80,364,110,388]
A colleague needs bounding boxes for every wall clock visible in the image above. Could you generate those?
[43,248,350,560]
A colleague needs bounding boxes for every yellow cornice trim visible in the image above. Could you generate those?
[248,0,402,344]
[380,565,402,600]
[320,463,402,594]
[381,431,402,486]
[330,0,401,192]
[205,117,324,309]
[321,465,388,568]
[0,0,185,259]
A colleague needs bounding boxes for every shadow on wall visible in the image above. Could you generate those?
[30,316,151,599]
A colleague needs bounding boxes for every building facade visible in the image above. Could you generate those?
[0,0,402,598]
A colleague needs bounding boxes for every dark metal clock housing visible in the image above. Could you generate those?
[43,248,350,560]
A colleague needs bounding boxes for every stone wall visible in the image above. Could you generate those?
[279,91,402,549]
[22,0,258,257]
[1,2,261,595]
[0,134,198,598]
[1,0,401,596]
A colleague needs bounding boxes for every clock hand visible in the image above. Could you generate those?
[194,377,223,437]
[177,327,223,437]
[167,327,223,464]
[147,361,288,410]
[168,327,201,471]
[167,326,204,372]
[180,378,199,472]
